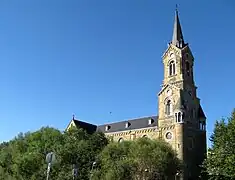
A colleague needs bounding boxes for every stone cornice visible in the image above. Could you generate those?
[105,126,158,137]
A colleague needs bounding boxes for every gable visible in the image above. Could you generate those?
[162,44,182,60]
[65,119,97,134]
[158,83,180,96]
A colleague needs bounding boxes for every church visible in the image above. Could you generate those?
[66,9,207,180]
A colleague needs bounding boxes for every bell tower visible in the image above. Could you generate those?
[157,8,207,179]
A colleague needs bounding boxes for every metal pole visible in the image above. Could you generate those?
[89,162,96,180]
[72,164,78,180]
[46,163,51,180]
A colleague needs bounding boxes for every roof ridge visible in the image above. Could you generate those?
[73,119,97,126]
[99,115,158,126]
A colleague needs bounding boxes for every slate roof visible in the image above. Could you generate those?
[97,116,158,133]
[73,120,97,134]
[171,8,187,48]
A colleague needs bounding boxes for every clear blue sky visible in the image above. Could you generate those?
[0,0,235,147]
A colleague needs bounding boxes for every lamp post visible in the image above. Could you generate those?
[175,171,182,180]
[45,152,56,180]
[72,164,78,180]
[89,161,97,180]
[142,168,149,180]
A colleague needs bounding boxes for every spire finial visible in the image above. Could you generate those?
[175,4,178,12]
[72,114,75,120]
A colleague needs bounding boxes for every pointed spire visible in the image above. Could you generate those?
[171,5,185,48]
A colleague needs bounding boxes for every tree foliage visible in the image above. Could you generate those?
[92,137,181,180]
[203,109,235,180]
[0,126,181,180]
[0,126,108,180]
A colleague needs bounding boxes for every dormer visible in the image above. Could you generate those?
[105,125,111,131]
[148,118,154,125]
[125,122,131,128]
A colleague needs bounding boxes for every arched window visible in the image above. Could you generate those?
[178,112,181,122]
[199,121,206,131]
[142,135,148,138]
[186,61,190,76]
[176,112,184,123]
[165,100,172,115]
[169,61,176,76]
[118,138,124,143]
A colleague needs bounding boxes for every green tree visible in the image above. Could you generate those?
[55,127,108,180]
[92,137,181,180]
[0,127,64,180]
[0,126,108,180]
[203,109,235,179]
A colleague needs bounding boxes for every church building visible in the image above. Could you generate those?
[66,9,207,180]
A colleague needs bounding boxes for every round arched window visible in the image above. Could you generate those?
[169,61,176,76]
[166,132,173,140]
[118,138,124,143]
[165,100,172,115]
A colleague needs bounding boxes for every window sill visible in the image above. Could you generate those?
[168,74,177,78]
[176,121,184,124]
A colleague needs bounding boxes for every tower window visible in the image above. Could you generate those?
[186,61,190,76]
[199,121,206,131]
[165,100,172,115]
[175,112,184,123]
[178,112,181,122]
[169,61,176,76]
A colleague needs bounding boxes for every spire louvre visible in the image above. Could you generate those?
[171,7,185,48]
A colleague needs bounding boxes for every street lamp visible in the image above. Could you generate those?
[72,164,78,180]
[175,171,182,180]
[45,152,56,180]
[143,168,149,180]
[89,161,97,180]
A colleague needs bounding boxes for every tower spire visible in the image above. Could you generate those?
[171,5,185,48]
